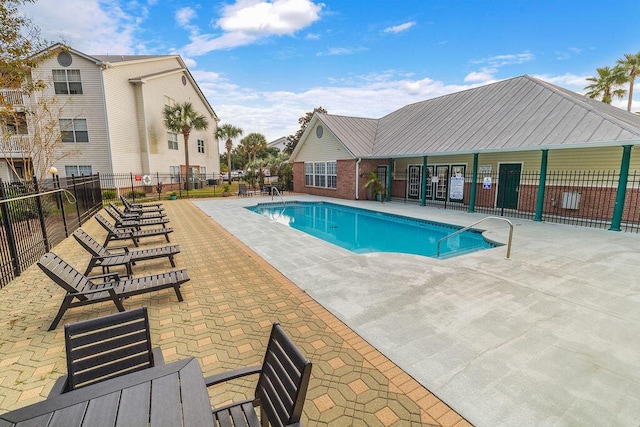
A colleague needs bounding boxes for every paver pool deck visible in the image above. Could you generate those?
[0,198,467,426]
[1,195,639,426]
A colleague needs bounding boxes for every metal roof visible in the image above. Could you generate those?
[314,75,640,159]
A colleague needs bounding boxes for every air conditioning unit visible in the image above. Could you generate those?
[562,191,580,210]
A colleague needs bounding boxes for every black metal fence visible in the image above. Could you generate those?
[395,169,640,233]
[96,172,289,203]
[0,174,103,288]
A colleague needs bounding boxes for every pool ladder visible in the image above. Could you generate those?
[270,186,286,221]
[436,216,513,259]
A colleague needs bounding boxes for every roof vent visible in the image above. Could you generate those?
[57,51,72,67]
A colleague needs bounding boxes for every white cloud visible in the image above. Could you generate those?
[20,0,147,54]
[176,7,197,27]
[471,52,535,67]
[183,0,324,56]
[316,47,365,56]
[383,21,416,34]
[464,68,497,83]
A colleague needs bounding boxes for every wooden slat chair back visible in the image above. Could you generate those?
[73,228,110,258]
[109,201,166,219]
[120,195,164,213]
[95,214,173,247]
[205,323,312,427]
[256,324,312,427]
[64,307,160,392]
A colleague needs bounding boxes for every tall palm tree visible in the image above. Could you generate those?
[617,52,640,112]
[239,132,267,176]
[163,102,209,190]
[584,66,627,104]
[216,123,243,185]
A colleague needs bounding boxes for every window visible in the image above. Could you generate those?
[197,139,205,153]
[200,166,206,176]
[304,162,313,186]
[53,69,83,94]
[327,161,337,189]
[60,119,88,142]
[305,161,337,189]
[170,165,180,181]
[168,132,178,150]
[65,165,92,176]
[164,96,175,108]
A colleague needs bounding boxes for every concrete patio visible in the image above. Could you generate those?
[0,199,468,426]
[194,195,640,426]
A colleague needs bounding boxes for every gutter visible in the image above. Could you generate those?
[355,158,361,199]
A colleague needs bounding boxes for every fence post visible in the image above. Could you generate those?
[55,175,69,237]
[534,150,549,221]
[468,153,478,213]
[0,179,21,276]
[130,172,135,202]
[609,145,633,231]
[32,177,51,252]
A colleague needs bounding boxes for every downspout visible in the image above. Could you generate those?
[355,158,362,199]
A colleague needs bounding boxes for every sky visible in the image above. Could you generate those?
[19,0,640,147]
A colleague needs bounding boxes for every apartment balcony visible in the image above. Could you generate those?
[0,135,31,156]
[0,89,27,109]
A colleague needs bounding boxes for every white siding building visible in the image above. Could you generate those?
[0,44,219,180]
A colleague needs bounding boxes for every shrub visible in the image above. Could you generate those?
[125,190,146,199]
[102,190,116,201]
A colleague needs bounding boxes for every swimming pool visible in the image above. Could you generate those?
[246,201,497,258]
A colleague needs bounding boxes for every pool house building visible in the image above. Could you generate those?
[290,75,640,232]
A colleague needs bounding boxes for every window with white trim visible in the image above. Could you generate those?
[304,161,337,189]
[53,69,83,94]
[168,132,178,150]
[65,165,92,176]
[60,118,88,142]
[170,165,180,181]
[197,139,205,153]
[200,166,206,176]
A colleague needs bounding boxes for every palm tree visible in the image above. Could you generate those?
[239,132,267,177]
[216,123,243,185]
[617,52,640,112]
[163,102,209,190]
[584,66,627,104]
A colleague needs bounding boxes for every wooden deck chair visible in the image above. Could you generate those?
[73,229,180,277]
[205,323,312,427]
[95,214,173,247]
[108,202,166,220]
[48,307,164,396]
[120,194,164,214]
[105,205,169,230]
[37,252,189,330]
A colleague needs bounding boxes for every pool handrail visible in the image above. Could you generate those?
[436,216,513,259]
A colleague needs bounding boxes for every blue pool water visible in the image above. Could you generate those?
[246,202,496,259]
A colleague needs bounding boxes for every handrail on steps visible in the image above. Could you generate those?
[436,216,513,259]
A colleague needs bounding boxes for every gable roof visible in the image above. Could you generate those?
[297,75,640,160]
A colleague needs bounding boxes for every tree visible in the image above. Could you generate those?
[0,0,71,182]
[162,102,209,190]
[240,132,267,167]
[284,106,327,154]
[584,66,627,104]
[215,123,243,184]
[617,52,640,112]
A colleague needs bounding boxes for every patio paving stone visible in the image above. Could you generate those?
[0,199,470,426]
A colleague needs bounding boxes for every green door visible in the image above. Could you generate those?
[497,163,521,209]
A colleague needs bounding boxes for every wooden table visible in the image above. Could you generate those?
[0,358,214,427]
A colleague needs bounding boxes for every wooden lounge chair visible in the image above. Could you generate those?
[72,229,180,277]
[105,205,169,230]
[108,201,166,220]
[37,252,188,330]
[120,194,164,214]
[205,323,312,427]
[48,307,164,395]
[95,214,173,247]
